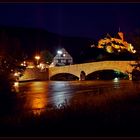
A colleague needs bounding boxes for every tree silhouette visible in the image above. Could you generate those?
[0,31,26,81]
[40,50,53,65]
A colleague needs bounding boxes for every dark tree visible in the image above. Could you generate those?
[0,31,27,85]
[40,50,53,65]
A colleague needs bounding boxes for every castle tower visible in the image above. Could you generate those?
[118,32,124,41]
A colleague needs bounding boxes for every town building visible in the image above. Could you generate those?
[51,48,73,66]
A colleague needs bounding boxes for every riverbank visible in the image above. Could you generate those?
[0,81,140,137]
[19,79,47,82]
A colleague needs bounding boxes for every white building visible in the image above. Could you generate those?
[52,48,73,66]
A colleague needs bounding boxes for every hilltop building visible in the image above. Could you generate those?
[97,32,136,54]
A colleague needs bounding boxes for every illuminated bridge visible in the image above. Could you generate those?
[49,61,136,80]
[19,61,136,81]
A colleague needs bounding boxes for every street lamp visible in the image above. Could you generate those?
[57,50,62,55]
[35,55,40,65]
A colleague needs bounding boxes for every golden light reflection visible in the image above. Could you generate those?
[14,82,19,87]
[33,109,45,116]
[32,97,46,109]
[13,82,19,92]
[28,82,48,115]
[32,96,47,115]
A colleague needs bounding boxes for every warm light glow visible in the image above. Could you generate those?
[14,72,18,76]
[35,56,40,60]
[35,55,40,65]
[36,63,46,70]
[97,32,137,54]
[14,82,19,87]
[29,82,48,115]
[106,46,113,53]
[27,65,35,68]
[14,72,20,77]
[32,98,45,109]
[13,82,19,92]
[133,50,136,53]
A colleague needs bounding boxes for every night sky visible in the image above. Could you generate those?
[0,3,140,40]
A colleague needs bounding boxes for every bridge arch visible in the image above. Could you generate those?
[86,69,129,80]
[50,73,79,81]
[85,65,130,76]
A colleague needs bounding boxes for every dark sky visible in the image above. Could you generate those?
[0,3,140,40]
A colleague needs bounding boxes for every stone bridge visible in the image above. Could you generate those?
[49,61,136,80]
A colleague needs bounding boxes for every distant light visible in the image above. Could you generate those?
[14,72,18,76]
[113,77,119,82]
[35,56,40,60]
[14,82,19,87]
[91,44,95,48]
[63,54,66,57]
[27,65,35,68]
[39,63,45,70]
[49,62,55,67]
[35,55,40,65]
[133,50,136,53]
[57,50,62,54]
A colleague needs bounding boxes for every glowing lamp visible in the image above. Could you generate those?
[57,50,62,54]
[35,55,40,65]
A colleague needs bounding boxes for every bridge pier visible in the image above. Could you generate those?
[80,71,86,80]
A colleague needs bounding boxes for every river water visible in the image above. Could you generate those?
[12,79,140,115]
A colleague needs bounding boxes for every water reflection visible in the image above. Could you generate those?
[113,78,120,89]
[18,82,48,115]
[31,95,47,115]
[48,81,74,107]
[13,82,19,92]
[13,80,139,116]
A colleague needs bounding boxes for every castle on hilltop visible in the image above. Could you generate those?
[97,32,136,54]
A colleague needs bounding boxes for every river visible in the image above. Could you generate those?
[13,79,140,115]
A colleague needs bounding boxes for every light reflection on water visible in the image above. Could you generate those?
[14,80,139,115]
[22,82,48,115]
[48,81,74,107]
[113,78,120,89]
[13,82,19,92]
